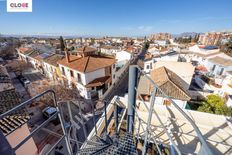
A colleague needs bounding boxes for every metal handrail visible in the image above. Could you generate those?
[14,112,59,151]
[128,92,181,155]
[0,89,72,155]
[1,90,56,118]
[135,66,213,155]
[46,135,65,155]
[135,87,180,151]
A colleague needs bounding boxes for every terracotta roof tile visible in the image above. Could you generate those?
[44,54,64,67]
[138,66,191,101]
[125,46,136,53]
[101,45,119,50]
[18,47,33,54]
[77,46,97,53]
[58,55,115,73]
[0,66,29,136]
[0,115,29,136]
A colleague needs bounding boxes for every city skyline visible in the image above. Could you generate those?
[0,0,232,36]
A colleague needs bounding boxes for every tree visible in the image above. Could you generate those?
[59,36,65,51]
[144,41,150,50]
[198,95,232,117]
[191,33,200,43]
[69,46,75,51]
[90,38,95,45]
[28,82,82,105]
[6,60,32,76]
[174,37,192,44]
[144,36,147,41]
[80,37,83,44]
[0,39,20,58]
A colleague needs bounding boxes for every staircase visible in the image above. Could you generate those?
[78,133,137,155]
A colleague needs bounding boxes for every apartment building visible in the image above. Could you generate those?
[199,32,222,45]
[150,32,172,40]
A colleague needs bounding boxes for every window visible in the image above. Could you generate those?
[212,65,216,71]
[113,74,116,79]
[219,68,224,75]
[77,73,82,84]
[146,65,149,69]
[70,70,74,77]
[61,67,65,75]
[113,64,115,69]
[150,62,152,69]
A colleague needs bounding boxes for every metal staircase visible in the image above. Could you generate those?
[0,65,215,155]
[77,133,137,155]
[77,65,214,155]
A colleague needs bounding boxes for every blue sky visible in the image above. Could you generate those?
[0,0,232,36]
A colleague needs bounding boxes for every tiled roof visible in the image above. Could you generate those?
[58,55,115,73]
[77,46,97,53]
[0,64,11,79]
[160,47,168,52]
[144,53,153,60]
[125,46,136,53]
[0,89,21,114]
[138,66,191,101]
[0,66,14,92]
[34,53,52,61]
[85,76,111,88]
[0,66,29,136]
[153,61,195,86]
[44,54,64,67]
[18,47,33,54]
[101,45,119,50]
[28,50,41,58]
[0,115,29,136]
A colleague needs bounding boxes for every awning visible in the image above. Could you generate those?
[85,76,111,88]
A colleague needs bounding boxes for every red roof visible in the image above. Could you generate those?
[58,55,115,73]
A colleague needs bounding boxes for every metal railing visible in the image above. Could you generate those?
[78,64,214,155]
[128,65,213,155]
[0,89,72,155]
[0,65,214,155]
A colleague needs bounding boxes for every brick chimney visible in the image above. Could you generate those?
[64,48,70,63]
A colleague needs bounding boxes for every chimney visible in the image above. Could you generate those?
[64,48,70,63]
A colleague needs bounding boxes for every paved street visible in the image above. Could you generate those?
[23,71,45,82]
[4,47,147,152]
[9,72,31,102]
[98,47,147,107]
[59,101,101,149]
[8,67,62,150]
